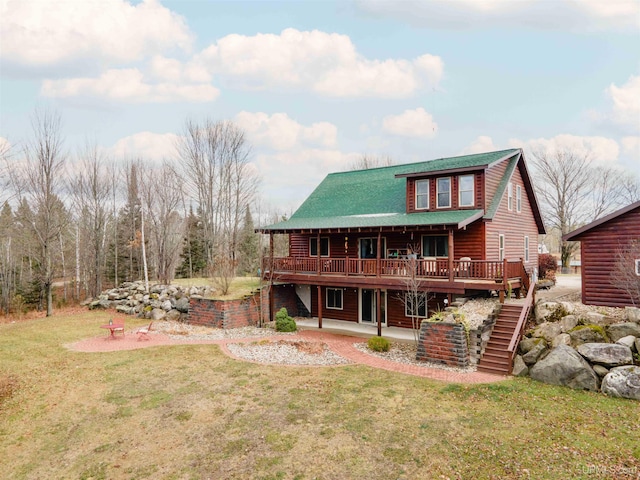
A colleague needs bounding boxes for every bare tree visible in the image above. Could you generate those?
[396,244,431,346]
[71,143,113,298]
[350,153,395,171]
[10,110,68,316]
[610,239,640,306]
[140,161,185,285]
[177,119,258,294]
[529,148,626,271]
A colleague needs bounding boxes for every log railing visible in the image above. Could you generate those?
[506,280,536,372]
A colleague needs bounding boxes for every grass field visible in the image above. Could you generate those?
[1,309,639,479]
[172,276,261,300]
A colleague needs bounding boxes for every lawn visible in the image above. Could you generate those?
[1,310,639,479]
[172,276,261,300]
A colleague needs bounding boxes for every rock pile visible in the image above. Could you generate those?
[514,302,640,401]
[85,281,214,322]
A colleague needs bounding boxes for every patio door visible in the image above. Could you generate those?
[359,289,387,325]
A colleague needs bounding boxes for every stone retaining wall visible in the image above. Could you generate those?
[189,294,261,329]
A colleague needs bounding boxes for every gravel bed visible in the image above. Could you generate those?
[353,342,476,373]
[457,298,499,329]
[227,340,352,365]
[152,321,294,340]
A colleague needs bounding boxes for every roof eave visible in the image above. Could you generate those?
[564,200,640,241]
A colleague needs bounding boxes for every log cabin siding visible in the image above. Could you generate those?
[484,159,508,212]
[452,222,485,260]
[573,206,640,307]
[484,164,539,270]
[310,286,359,322]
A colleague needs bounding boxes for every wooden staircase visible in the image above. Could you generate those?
[477,303,524,375]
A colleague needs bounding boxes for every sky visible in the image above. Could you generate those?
[1,0,639,216]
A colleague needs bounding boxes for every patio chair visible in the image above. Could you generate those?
[459,257,472,278]
[137,321,153,340]
[113,320,125,337]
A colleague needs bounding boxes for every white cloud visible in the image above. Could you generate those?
[355,0,639,31]
[382,108,438,137]
[197,28,443,98]
[0,0,192,67]
[606,75,640,131]
[109,131,180,162]
[512,134,620,164]
[149,55,211,84]
[41,68,219,103]
[235,112,337,150]
[460,136,499,155]
[621,136,640,156]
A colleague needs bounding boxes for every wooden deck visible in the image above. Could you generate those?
[262,257,528,294]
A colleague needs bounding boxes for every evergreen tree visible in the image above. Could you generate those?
[175,206,208,278]
[237,207,259,276]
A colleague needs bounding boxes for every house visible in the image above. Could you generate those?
[564,200,640,307]
[258,148,545,331]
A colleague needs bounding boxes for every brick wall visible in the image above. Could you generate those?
[417,321,470,367]
[261,284,299,323]
[189,294,260,329]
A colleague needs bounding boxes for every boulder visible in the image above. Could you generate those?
[584,311,607,326]
[529,344,599,391]
[522,341,548,366]
[636,338,640,355]
[552,333,571,347]
[151,308,166,321]
[161,300,173,311]
[175,297,190,313]
[559,315,578,333]
[166,309,181,322]
[519,337,540,355]
[532,322,563,343]
[601,366,640,401]
[115,304,132,315]
[616,335,637,351]
[568,325,608,346]
[625,306,640,323]
[535,302,558,324]
[559,302,575,314]
[512,355,528,377]
[607,323,640,343]
[576,343,633,367]
[592,365,609,377]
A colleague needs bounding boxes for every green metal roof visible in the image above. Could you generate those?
[260,149,521,232]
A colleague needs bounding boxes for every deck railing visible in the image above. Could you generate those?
[264,256,525,282]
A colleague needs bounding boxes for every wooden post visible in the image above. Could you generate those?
[376,288,382,337]
[376,231,381,277]
[316,232,321,276]
[317,285,323,329]
[269,232,274,323]
[448,229,454,283]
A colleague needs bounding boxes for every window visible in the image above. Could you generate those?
[499,234,505,261]
[437,177,451,208]
[459,174,474,207]
[516,185,522,213]
[310,237,329,257]
[326,288,343,310]
[422,235,448,257]
[405,293,428,318]
[636,259,640,276]
[507,183,513,211]
[415,179,429,210]
[524,236,529,263]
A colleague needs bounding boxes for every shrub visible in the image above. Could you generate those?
[275,307,297,332]
[367,336,390,352]
[538,253,557,282]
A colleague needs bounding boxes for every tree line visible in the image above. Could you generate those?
[0,110,267,316]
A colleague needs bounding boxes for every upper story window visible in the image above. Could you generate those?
[415,179,429,209]
[310,237,329,257]
[507,183,513,211]
[436,177,451,208]
[422,235,448,257]
[458,174,474,207]
[516,185,522,212]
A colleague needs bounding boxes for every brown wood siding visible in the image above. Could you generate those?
[453,222,485,260]
[289,233,307,256]
[484,161,539,272]
[576,206,640,307]
[484,159,508,212]
[310,286,359,322]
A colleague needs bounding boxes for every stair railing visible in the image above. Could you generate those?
[506,280,536,372]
